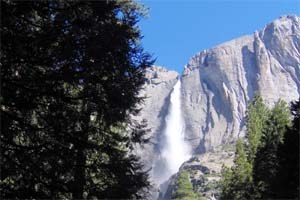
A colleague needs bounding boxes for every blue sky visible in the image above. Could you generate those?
[139,0,300,73]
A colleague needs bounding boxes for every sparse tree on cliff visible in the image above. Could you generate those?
[172,170,202,200]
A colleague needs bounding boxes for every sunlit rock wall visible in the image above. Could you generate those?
[134,66,179,169]
[181,15,300,152]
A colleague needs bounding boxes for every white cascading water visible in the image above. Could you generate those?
[152,79,190,185]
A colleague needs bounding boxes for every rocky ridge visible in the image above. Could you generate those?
[181,15,300,153]
[162,144,235,199]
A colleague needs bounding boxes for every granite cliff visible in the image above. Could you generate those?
[181,15,300,153]
[134,66,179,171]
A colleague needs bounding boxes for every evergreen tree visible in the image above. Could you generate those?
[272,99,299,199]
[220,94,268,200]
[253,99,299,199]
[220,165,234,200]
[220,139,253,200]
[245,94,269,163]
[253,100,291,199]
[1,1,153,199]
[221,96,298,200]
[172,170,202,200]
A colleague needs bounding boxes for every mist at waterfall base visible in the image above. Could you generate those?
[151,80,191,186]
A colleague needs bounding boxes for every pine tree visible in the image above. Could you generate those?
[272,99,299,199]
[221,96,298,200]
[172,170,202,200]
[220,165,234,200]
[245,94,269,163]
[220,94,268,200]
[220,139,253,200]
[253,99,291,199]
[1,1,153,199]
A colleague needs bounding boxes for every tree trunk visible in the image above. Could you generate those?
[73,146,86,199]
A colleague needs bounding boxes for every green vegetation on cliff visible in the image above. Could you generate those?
[172,170,204,200]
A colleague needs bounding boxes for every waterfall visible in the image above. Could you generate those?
[152,79,190,186]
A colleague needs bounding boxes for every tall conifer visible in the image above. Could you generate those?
[1,1,153,199]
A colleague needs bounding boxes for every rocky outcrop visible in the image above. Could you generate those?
[162,144,235,200]
[181,15,300,153]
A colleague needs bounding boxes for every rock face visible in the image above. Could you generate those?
[181,15,300,153]
[134,66,179,168]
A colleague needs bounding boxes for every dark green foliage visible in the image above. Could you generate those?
[253,100,291,198]
[220,95,299,200]
[273,99,299,198]
[220,166,233,200]
[1,0,153,199]
[245,94,269,163]
[233,140,252,185]
[220,139,253,200]
[172,170,202,200]
[253,99,299,199]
